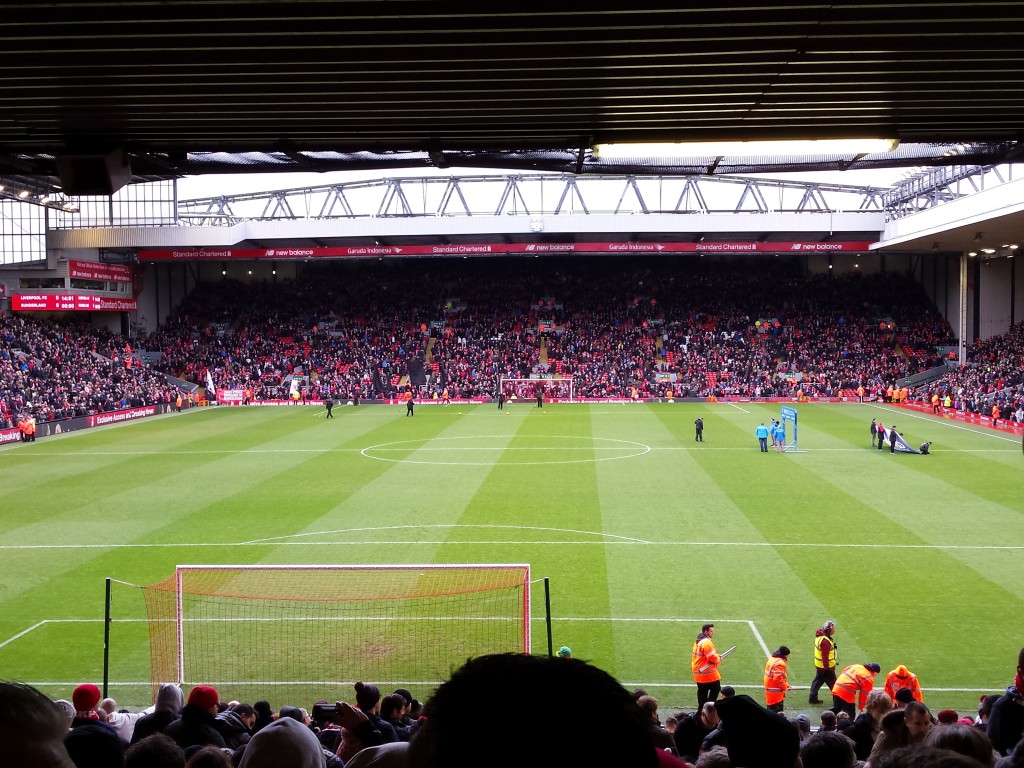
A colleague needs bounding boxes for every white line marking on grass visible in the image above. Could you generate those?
[868,405,1023,443]
[4,538,1022,551]
[748,620,770,657]
[618,683,999,693]
[360,435,651,466]
[368,446,641,451]
[0,621,48,649]
[242,524,653,545]
[0,618,112,649]
[5,444,1016,458]
[726,402,750,413]
[14,678,997,694]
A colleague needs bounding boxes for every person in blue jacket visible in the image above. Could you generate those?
[755,422,770,452]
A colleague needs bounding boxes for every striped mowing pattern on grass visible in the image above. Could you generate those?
[1,402,1021,713]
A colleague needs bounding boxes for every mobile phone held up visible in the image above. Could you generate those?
[312,703,339,721]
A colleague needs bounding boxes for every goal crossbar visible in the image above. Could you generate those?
[499,377,575,402]
[140,564,531,704]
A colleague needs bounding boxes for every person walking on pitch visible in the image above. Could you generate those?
[692,623,736,709]
[809,620,838,704]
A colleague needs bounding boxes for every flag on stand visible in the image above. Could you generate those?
[205,370,216,397]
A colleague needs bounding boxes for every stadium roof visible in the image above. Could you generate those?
[1,1,1023,183]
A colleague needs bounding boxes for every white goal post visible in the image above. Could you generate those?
[499,377,575,402]
[138,564,532,705]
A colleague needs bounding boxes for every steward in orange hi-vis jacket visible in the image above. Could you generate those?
[691,623,722,709]
[831,662,881,718]
[764,646,791,712]
[884,664,924,703]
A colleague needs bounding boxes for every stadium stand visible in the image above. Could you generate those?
[7,256,1024,437]
[138,258,957,405]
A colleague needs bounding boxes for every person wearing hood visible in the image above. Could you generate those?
[277,706,345,768]
[884,664,924,704]
[252,701,276,733]
[131,684,184,744]
[239,717,327,768]
[215,703,255,749]
[163,685,226,751]
[988,647,1024,757]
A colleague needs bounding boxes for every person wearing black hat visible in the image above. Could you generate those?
[354,682,398,744]
[764,646,792,713]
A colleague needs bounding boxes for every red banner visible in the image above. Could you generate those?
[138,241,875,261]
[12,294,138,312]
[0,428,23,445]
[86,405,157,427]
[68,260,133,283]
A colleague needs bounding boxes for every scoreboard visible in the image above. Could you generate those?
[11,294,137,311]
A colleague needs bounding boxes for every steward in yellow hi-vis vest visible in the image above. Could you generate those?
[808,620,837,704]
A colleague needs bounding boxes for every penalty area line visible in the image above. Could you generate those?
[868,405,1022,443]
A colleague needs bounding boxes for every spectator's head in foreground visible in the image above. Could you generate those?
[238,717,325,768]
[408,653,656,768]
[800,730,856,768]
[714,694,800,768]
[0,681,75,768]
[924,723,998,766]
[870,745,989,768]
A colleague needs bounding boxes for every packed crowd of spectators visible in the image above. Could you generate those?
[10,254,1022,432]
[916,320,1024,423]
[134,258,957,405]
[0,313,177,429]
[4,647,1023,768]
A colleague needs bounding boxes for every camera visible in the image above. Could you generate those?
[312,703,339,721]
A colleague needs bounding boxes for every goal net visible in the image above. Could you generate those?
[139,564,531,705]
[499,377,575,402]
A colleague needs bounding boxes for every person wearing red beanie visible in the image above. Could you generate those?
[72,683,102,722]
[187,685,220,712]
[164,685,226,751]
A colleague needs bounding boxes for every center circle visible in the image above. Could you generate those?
[360,435,651,466]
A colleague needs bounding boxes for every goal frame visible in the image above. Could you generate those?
[499,377,575,402]
[167,563,532,689]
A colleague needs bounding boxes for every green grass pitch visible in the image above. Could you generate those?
[1,400,1021,716]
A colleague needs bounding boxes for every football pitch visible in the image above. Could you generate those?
[1,400,1021,715]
